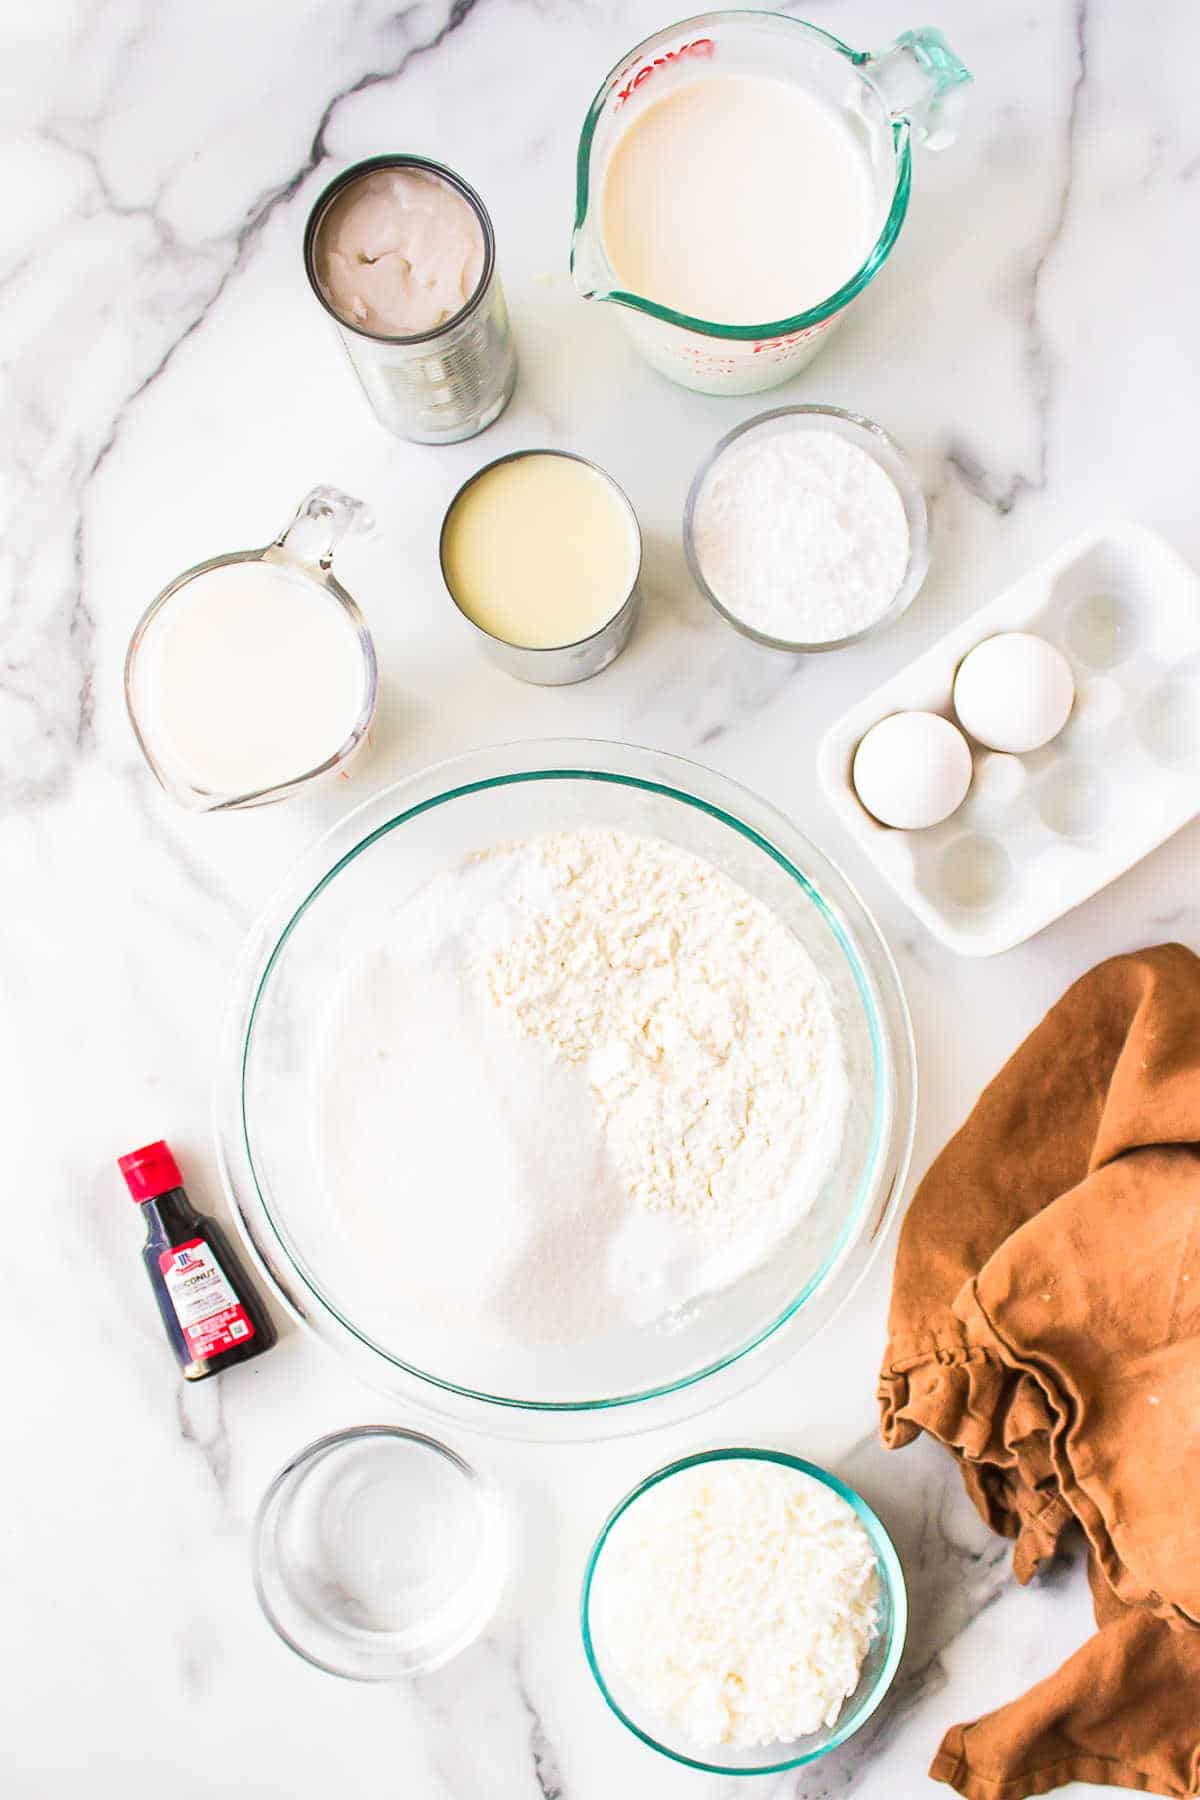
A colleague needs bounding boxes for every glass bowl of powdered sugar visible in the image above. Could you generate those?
[217,740,915,1440]
[684,405,929,653]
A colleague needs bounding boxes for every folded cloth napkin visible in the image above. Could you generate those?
[879,944,1200,1800]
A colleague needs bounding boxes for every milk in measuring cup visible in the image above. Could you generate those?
[135,561,369,798]
[576,17,970,393]
[602,74,875,327]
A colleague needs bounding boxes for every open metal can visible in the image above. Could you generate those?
[439,450,642,686]
[304,155,517,445]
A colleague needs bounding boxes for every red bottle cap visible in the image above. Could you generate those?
[118,1140,184,1204]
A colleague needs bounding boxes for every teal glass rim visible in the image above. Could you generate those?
[571,10,913,341]
[219,741,915,1430]
[580,1447,909,1775]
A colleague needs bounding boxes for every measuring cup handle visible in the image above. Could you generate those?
[860,28,972,150]
[273,486,374,571]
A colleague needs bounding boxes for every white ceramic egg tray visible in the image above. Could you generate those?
[818,520,1200,956]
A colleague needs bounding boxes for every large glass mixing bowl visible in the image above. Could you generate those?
[216,741,915,1439]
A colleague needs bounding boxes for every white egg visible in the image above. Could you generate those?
[953,632,1075,753]
[853,711,973,830]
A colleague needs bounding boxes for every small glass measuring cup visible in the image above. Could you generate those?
[572,13,971,396]
[125,487,377,812]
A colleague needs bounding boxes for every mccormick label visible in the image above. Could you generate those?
[159,1238,256,1360]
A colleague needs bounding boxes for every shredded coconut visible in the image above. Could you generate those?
[592,1459,880,1748]
[692,426,910,643]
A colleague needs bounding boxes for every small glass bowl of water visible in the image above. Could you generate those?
[252,1425,507,1680]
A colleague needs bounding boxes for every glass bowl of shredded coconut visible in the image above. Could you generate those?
[581,1449,907,1774]
[217,740,914,1439]
[684,405,929,652]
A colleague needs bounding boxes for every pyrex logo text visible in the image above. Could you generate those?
[752,320,831,355]
[614,38,714,107]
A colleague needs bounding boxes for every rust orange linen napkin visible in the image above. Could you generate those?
[879,944,1200,1799]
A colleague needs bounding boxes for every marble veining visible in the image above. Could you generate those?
[174,1377,232,1503]
[6,2,1200,1796]
[945,0,1090,518]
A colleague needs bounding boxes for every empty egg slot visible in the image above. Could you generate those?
[1063,590,1140,671]
[1044,534,1200,669]
[1136,678,1200,773]
[939,835,1014,911]
[958,752,1029,830]
[917,831,1015,915]
[1059,675,1124,751]
[1036,763,1112,841]
[1081,647,1180,780]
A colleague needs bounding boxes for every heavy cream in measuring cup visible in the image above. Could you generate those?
[601,74,875,324]
[138,561,368,797]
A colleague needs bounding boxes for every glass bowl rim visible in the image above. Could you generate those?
[251,1423,505,1681]
[580,1445,909,1775]
[683,404,930,653]
[219,739,916,1428]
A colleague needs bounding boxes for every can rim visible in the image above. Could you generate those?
[303,155,498,346]
[438,449,644,656]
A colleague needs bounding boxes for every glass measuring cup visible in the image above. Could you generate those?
[572,13,971,396]
[125,487,377,812]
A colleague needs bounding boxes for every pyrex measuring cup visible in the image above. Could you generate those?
[125,487,377,812]
[572,12,971,396]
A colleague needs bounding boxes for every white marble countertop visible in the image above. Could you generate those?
[7,1,1200,1795]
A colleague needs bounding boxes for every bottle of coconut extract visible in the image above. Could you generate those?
[118,1140,276,1380]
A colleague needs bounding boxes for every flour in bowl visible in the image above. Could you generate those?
[313,830,847,1346]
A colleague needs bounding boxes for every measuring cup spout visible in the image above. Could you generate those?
[859,28,972,150]
[570,203,613,304]
[272,487,374,572]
